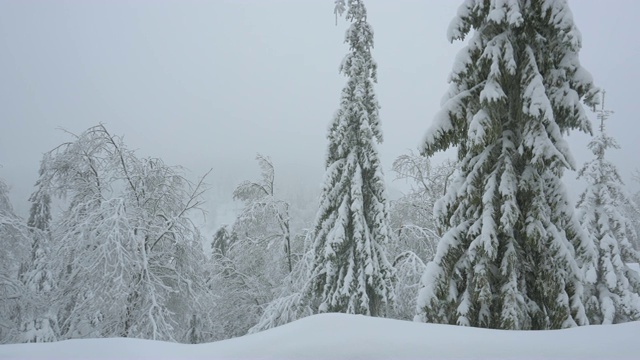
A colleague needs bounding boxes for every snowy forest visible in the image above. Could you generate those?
[2,0,640,352]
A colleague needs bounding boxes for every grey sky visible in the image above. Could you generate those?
[1,0,638,224]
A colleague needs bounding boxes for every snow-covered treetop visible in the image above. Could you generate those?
[334,0,347,19]
[340,0,377,85]
[589,91,617,160]
[577,91,623,188]
[327,0,382,169]
[233,154,275,202]
[424,0,599,164]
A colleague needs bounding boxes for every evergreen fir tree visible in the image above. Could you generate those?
[577,91,640,324]
[415,0,598,329]
[211,225,232,258]
[27,156,52,233]
[304,0,394,317]
[0,176,32,343]
[19,157,59,343]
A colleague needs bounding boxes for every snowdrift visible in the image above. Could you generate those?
[2,313,639,359]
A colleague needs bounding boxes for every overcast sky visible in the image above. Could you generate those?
[1,0,638,225]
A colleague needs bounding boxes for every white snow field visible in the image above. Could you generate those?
[1,313,639,360]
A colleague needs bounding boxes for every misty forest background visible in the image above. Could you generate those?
[2,0,640,345]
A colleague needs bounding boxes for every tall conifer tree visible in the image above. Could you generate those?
[305,0,394,317]
[415,0,598,329]
[577,91,640,324]
[19,157,59,343]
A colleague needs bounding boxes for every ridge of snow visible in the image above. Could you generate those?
[2,313,640,359]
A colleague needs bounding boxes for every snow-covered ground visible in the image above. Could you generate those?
[1,313,639,359]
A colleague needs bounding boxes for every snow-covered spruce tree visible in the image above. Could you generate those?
[415,0,598,330]
[211,224,234,257]
[0,176,32,343]
[304,0,394,317]
[18,157,59,343]
[576,93,640,324]
[627,171,640,251]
